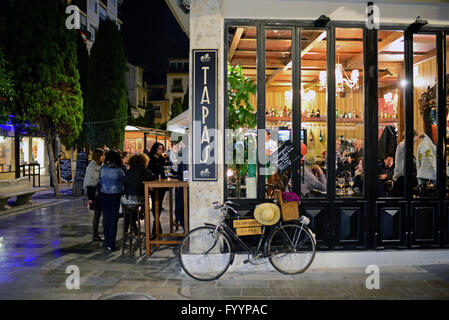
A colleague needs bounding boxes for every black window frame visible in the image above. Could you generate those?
[224,19,449,208]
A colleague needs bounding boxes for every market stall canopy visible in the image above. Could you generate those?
[167,110,190,134]
[125,125,169,137]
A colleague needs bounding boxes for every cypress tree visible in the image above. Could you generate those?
[8,0,83,196]
[86,19,128,150]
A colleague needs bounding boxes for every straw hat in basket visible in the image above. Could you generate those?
[253,203,281,226]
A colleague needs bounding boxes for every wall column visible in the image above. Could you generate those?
[189,0,224,229]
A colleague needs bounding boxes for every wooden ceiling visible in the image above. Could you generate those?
[228,27,437,89]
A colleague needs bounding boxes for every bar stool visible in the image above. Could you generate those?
[121,203,145,255]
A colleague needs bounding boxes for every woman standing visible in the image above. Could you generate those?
[147,142,169,236]
[123,153,155,233]
[83,148,105,241]
[99,150,125,251]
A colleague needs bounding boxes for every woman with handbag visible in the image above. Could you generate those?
[99,150,125,252]
[123,153,156,233]
[83,148,105,241]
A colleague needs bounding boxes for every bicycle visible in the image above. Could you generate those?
[178,200,316,281]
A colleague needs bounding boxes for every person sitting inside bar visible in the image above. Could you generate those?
[301,154,327,196]
[377,156,394,196]
[346,139,364,174]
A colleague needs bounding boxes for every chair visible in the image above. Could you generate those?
[275,190,299,221]
[121,203,145,255]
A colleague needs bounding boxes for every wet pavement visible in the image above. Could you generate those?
[0,196,448,300]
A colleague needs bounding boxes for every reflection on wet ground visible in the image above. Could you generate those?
[0,197,448,300]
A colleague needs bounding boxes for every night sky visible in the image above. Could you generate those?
[122,0,189,85]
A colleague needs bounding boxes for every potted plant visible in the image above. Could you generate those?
[227,63,256,198]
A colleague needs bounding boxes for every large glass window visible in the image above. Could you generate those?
[335,28,364,197]
[300,29,328,198]
[378,30,405,197]
[0,136,13,173]
[446,34,449,198]
[265,28,292,198]
[226,26,258,199]
[413,34,437,198]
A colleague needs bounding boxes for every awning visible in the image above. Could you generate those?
[125,125,169,136]
[167,110,190,134]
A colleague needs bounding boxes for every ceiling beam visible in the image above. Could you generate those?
[266,31,327,86]
[228,27,245,62]
[345,31,403,69]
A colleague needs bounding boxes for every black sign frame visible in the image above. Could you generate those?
[192,49,218,181]
[58,159,73,184]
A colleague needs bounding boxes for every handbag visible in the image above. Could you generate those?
[120,194,144,206]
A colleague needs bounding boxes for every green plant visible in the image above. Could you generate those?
[227,63,257,198]
[8,0,83,196]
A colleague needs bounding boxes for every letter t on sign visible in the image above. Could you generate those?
[202,67,209,85]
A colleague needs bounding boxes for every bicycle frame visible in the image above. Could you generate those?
[203,203,313,264]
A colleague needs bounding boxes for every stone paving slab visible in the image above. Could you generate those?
[0,197,448,300]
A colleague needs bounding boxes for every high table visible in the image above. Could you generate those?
[143,179,189,256]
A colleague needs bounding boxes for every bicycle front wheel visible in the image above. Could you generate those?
[267,223,316,275]
[178,226,233,281]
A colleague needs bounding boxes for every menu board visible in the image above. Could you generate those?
[74,151,88,182]
[274,140,296,174]
[59,159,72,183]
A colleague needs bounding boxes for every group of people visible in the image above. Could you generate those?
[82,141,187,252]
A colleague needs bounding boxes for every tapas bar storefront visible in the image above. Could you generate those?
[188,0,449,251]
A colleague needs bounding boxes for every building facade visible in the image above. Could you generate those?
[167,58,189,115]
[177,0,449,251]
[125,62,148,119]
[69,0,123,51]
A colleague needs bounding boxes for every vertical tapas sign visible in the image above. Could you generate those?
[193,49,218,181]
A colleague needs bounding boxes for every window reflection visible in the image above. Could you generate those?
[264,28,293,199]
[300,29,328,197]
[335,28,364,197]
[378,30,404,197]
[226,26,258,199]
[413,34,437,198]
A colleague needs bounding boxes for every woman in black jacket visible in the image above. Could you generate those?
[123,153,155,233]
[147,142,169,236]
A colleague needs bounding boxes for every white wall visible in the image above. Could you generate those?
[189,0,224,230]
[221,0,449,25]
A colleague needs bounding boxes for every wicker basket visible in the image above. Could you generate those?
[276,190,299,221]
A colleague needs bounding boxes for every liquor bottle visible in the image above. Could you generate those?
[343,112,347,118]
[353,110,357,118]
[317,108,320,118]
[311,109,315,117]
[319,130,323,142]
[306,109,310,118]
[283,106,287,118]
[348,111,352,119]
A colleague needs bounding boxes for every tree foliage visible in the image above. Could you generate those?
[227,63,257,198]
[86,18,128,150]
[7,0,83,195]
[63,33,90,150]
[170,99,183,120]
[8,0,83,142]
[0,48,14,124]
[227,63,257,130]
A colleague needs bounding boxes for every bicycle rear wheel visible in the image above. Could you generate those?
[178,226,233,281]
[267,223,316,274]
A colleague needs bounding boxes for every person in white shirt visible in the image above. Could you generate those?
[265,131,277,157]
